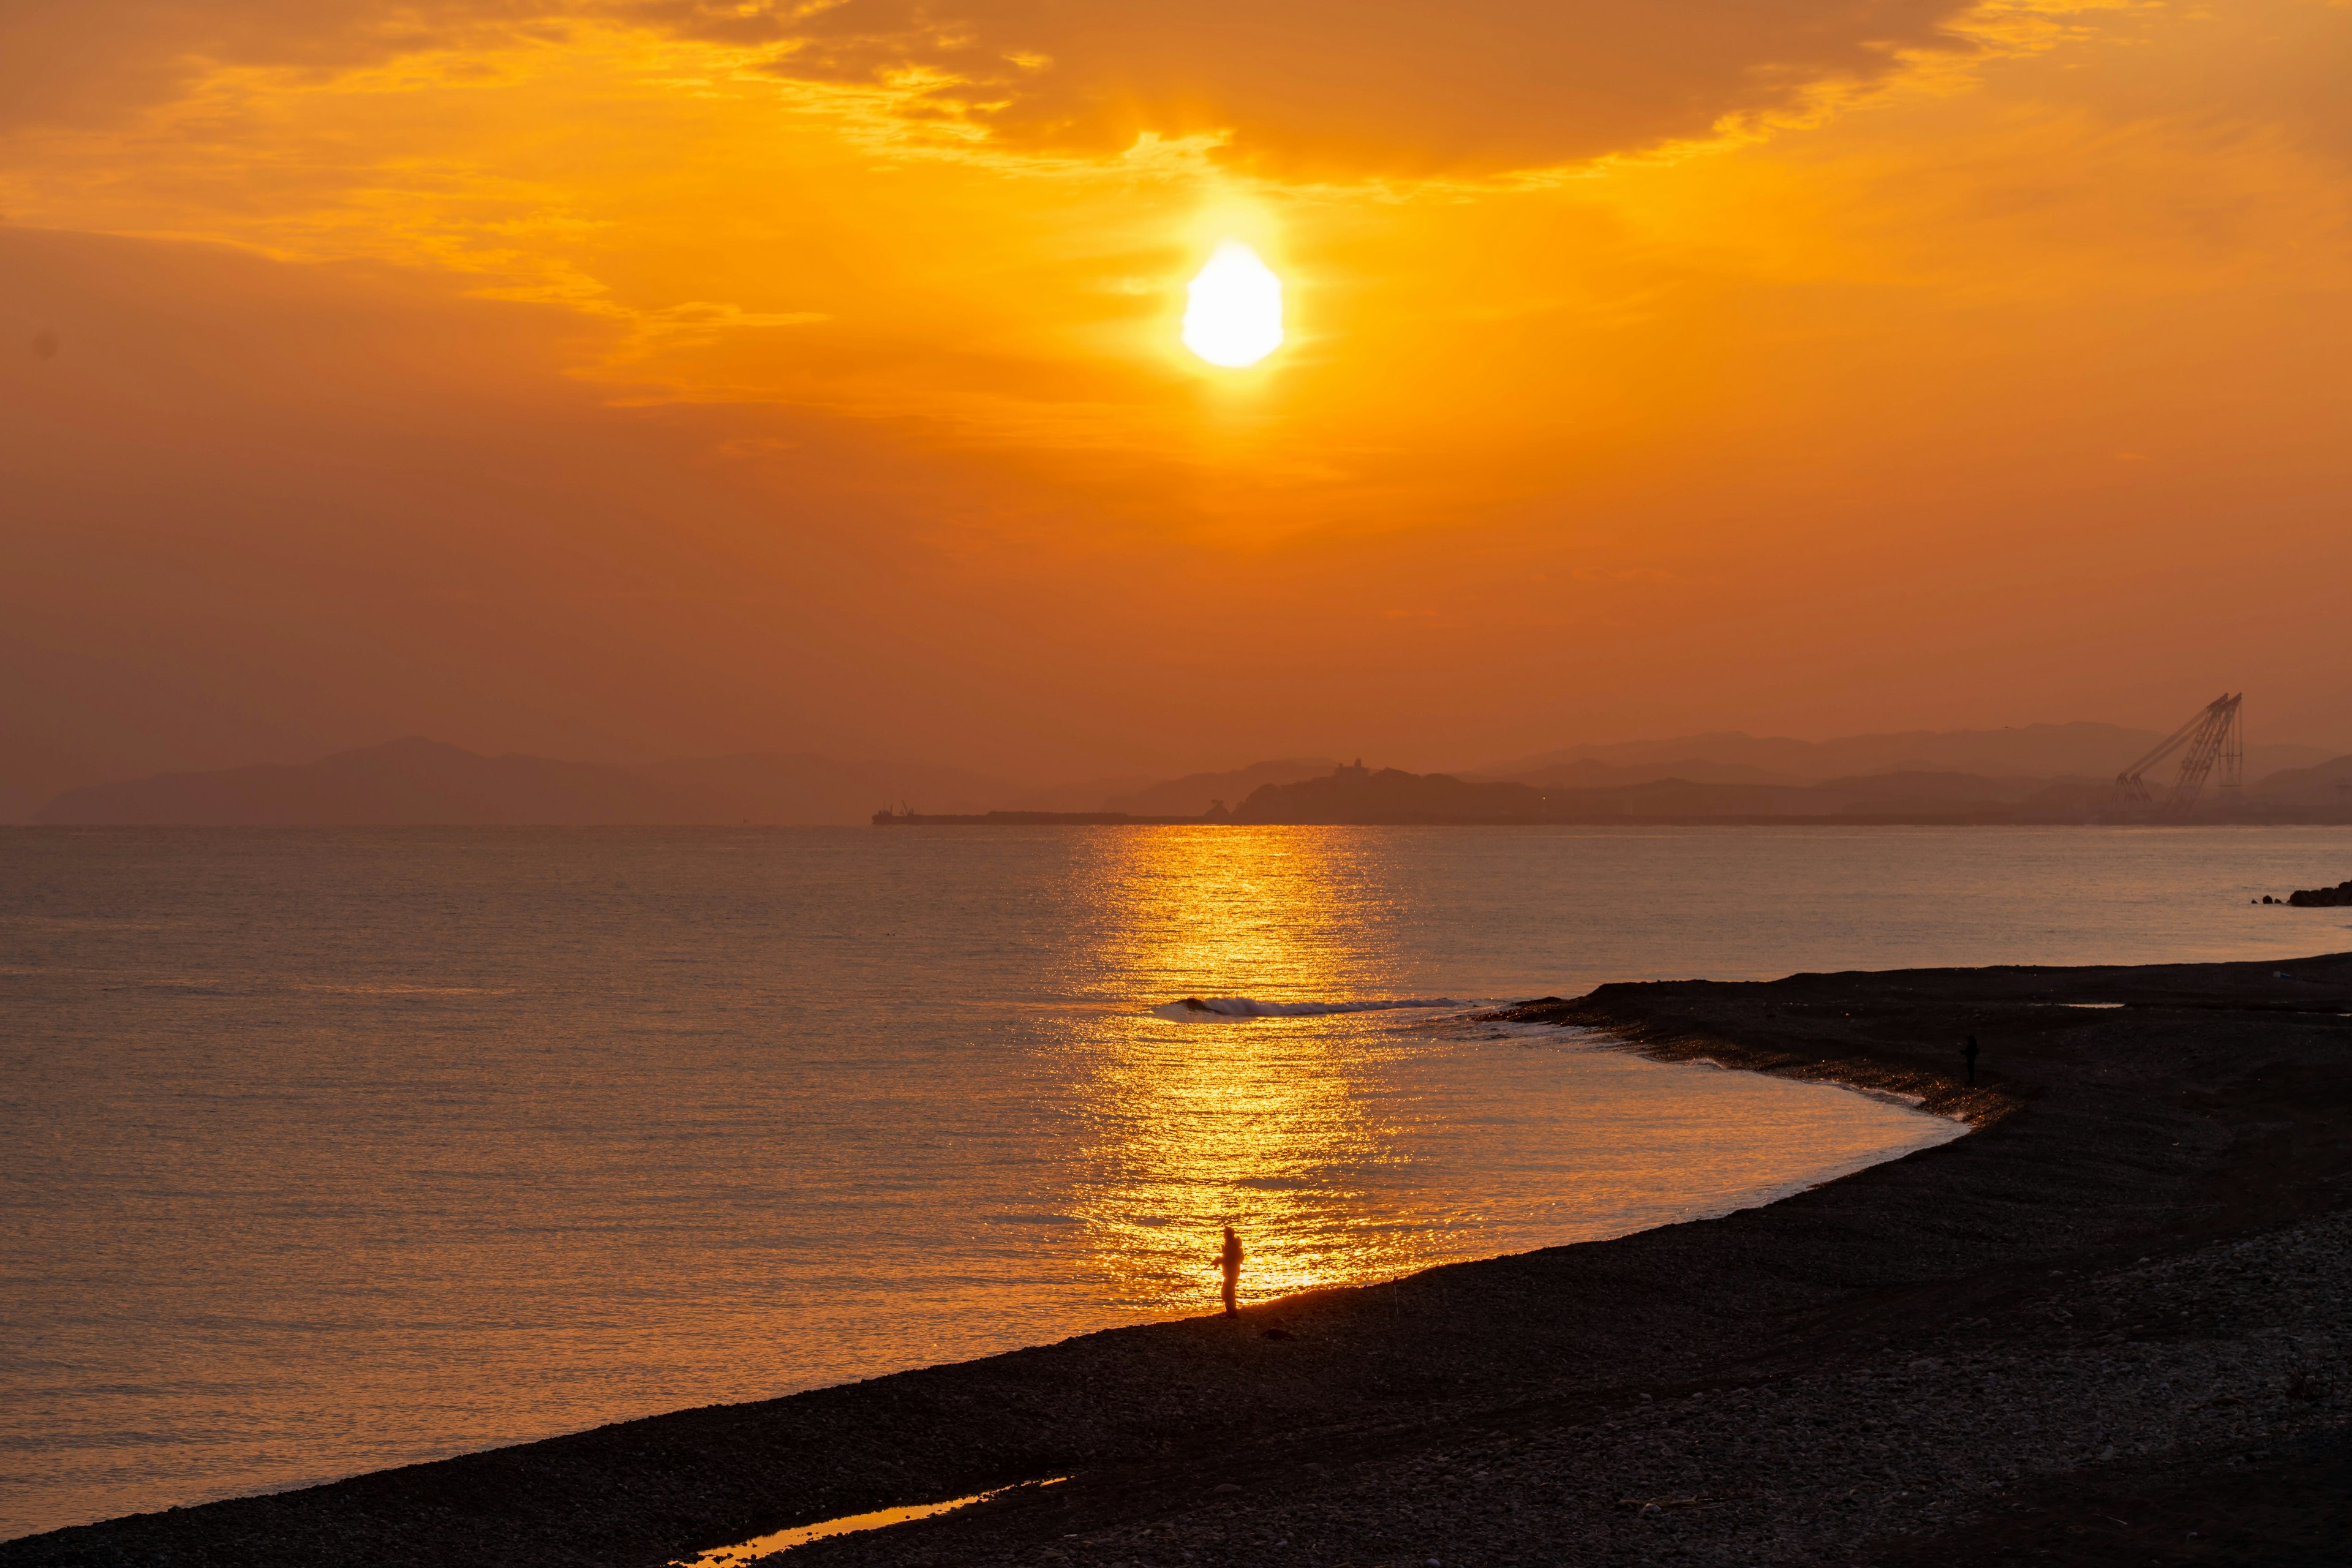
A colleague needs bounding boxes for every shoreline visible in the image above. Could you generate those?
[8,952,2350,1567]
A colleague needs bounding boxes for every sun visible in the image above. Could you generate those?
[1182,240,1284,368]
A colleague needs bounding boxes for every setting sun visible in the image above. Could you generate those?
[1181,240,1284,368]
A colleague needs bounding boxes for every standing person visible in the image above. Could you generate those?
[1217,1225,1243,1317]
[1962,1035,1980,1087]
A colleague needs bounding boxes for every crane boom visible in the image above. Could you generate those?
[2116,693,2242,814]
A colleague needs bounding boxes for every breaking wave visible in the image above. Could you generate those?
[1153,995,1466,1020]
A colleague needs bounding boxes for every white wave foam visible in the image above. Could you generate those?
[1153,995,1465,1020]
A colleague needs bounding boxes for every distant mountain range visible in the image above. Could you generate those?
[1104,760,1336,817]
[1234,760,2352,825]
[26,729,2348,826]
[1472,722,2329,788]
[2248,753,2352,812]
[32,739,1014,826]
[29,739,1338,826]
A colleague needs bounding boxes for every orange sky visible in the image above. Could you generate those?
[3,0,2348,808]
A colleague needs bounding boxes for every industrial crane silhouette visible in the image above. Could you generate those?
[2114,693,2243,813]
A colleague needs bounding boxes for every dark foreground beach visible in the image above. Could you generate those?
[10,952,2350,1568]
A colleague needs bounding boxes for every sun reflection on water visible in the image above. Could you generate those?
[1062,828,1451,1310]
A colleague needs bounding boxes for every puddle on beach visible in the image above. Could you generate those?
[671,1479,1064,1565]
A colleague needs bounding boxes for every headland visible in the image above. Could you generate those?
[7,954,2349,1567]
[870,809,1226,826]
[872,761,2352,826]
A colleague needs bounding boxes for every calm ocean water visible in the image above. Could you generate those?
[4,824,2348,1539]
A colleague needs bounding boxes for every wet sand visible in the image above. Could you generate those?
[8,952,2350,1567]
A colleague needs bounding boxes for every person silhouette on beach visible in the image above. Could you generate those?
[1217,1225,1243,1317]
[1962,1034,1980,1087]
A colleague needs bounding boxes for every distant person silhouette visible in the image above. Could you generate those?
[1962,1034,1980,1087]
[1217,1225,1243,1317]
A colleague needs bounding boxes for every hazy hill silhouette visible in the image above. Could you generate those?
[1476,756,1812,788]
[1234,766,1548,824]
[1230,766,1831,823]
[32,737,2352,827]
[31,741,1343,826]
[2249,753,2352,811]
[1475,722,2328,785]
[1104,759,1336,817]
[638,751,1016,823]
[0,635,316,824]
[1234,760,2352,824]
[34,739,1020,826]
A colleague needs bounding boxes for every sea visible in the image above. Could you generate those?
[4,824,2348,1540]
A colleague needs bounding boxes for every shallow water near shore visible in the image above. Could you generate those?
[672,1478,1067,1566]
[4,824,2346,1539]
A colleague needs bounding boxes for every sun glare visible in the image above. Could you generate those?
[1182,241,1284,368]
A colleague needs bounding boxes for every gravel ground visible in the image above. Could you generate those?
[9,952,2349,1568]
[911,1212,2350,1568]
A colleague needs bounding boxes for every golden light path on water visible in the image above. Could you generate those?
[1077,827,1389,1305]
[1042,827,1958,1316]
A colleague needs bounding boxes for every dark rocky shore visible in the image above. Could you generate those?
[10,953,2351,1568]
